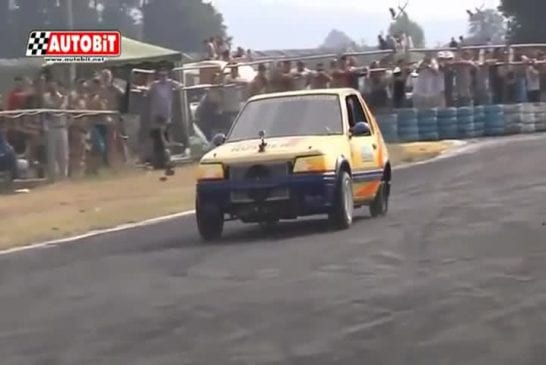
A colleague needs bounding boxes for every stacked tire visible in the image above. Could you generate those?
[457,106,475,139]
[437,107,458,139]
[534,102,546,132]
[484,104,505,136]
[521,103,537,134]
[503,104,523,135]
[417,108,439,141]
[376,113,398,143]
[473,105,485,137]
[396,108,419,142]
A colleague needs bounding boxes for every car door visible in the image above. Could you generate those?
[345,94,383,202]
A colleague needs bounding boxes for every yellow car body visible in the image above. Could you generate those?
[195,88,391,240]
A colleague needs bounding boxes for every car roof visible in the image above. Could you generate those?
[248,88,357,102]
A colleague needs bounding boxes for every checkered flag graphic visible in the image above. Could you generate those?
[26,31,51,56]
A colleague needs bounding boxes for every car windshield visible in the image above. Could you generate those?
[226,94,343,142]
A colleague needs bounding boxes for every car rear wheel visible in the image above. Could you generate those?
[196,198,224,241]
[369,182,389,217]
[329,170,354,229]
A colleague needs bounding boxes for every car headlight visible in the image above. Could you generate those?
[196,163,224,181]
[293,155,328,173]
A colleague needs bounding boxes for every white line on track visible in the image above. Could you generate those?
[0,210,195,256]
[3,137,501,256]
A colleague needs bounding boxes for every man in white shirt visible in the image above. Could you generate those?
[526,61,541,102]
[42,80,69,180]
[413,56,440,108]
[147,67,183,169]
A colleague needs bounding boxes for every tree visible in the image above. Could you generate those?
[388,14,425,48]
[320,29,356,50]
[500,0,546,43]
[467,9,506,45]
[142,0,227,52]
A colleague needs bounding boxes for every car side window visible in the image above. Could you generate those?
[345,94,372,135]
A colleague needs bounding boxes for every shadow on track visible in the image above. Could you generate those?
[210,214,372,246]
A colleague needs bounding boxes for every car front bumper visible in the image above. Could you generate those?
[196,172,337,221]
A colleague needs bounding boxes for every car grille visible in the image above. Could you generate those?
[228,162,292,203]
[228,162,291,181]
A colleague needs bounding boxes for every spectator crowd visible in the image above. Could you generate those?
[2,37,546,184]
[0,69,126,181]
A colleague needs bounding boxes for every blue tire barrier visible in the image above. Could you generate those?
[397,125,420,142]
[474,105,485,115]
[419,132,440,141]
[417,108,438,119]
[457,106,474,117]
[485,127,506,136]
[437,107,457,118]
[418,116,438,140]
[484,104,503,114]
[397,114,418,132]
[503,104,523,135]
[438,116,459,139]
[521,103,537,134]
[376,114,398,143]
[535,102,546,132]
[397,108,418,119]
[457,115,475,138]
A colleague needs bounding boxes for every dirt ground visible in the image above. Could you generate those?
[0,141,457,249]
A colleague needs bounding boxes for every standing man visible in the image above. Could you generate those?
[223,63,249,131]
[99,69,126,168]
[453,51,477,106]
[147,67,183,170]
[310,63,332,89]
[42,80,69,180]
[247,63,269,98]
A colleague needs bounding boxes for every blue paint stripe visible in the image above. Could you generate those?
[352,169,383,182]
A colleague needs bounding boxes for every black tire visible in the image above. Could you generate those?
[369,182,389,218]
[196,198,224,241]
[328,170,354,229]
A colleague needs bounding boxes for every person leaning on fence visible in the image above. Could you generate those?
[99,69,127,169]
[247,63,269,98]
[86,78,109,174]
[222,63,249,130]
[292,61,311,90]
[392,60,410,109]
[413,56,442,109]
[525,57,541,103]
[147,67,183,170]
[23,75,48,178]
[42,80,69,180]
[67,79,90,178]
[309,63,332,89]
[453,50,478,107]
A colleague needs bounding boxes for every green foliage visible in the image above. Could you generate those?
[500,0,546,43]
[0,0,227,57]
[388,14,425,48]
[467,8,506,44]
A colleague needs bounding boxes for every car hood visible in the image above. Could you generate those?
[201,135,346,165]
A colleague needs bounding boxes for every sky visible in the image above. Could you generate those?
[212,0,500,50]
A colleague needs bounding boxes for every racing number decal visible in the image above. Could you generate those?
[360,145,374,162]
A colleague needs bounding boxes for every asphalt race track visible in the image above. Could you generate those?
[1,135,546,365]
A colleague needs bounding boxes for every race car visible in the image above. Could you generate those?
[195,88,391,240]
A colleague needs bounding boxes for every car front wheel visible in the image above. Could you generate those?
[196,198,224,241]
[329,170,354,229]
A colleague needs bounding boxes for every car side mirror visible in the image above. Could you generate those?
[351,121,371,136]
[212,133,226,147]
